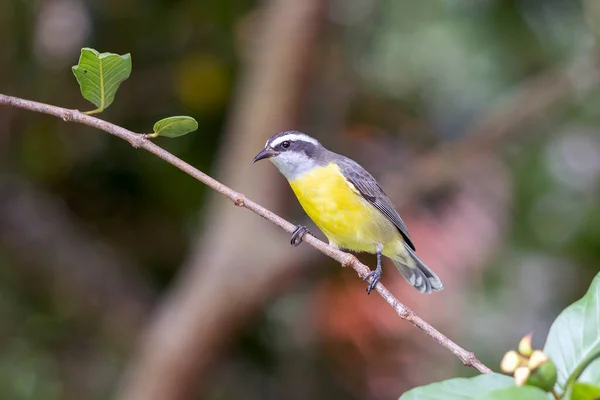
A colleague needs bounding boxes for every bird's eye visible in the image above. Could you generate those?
[281,141,291,149]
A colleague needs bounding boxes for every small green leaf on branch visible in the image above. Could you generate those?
[148,116,198,138]
[72,48,132,114]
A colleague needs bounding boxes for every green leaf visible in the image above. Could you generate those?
[481,386,550,400]
[150,116,198,138]
[544,272,600,389]
[570,382,600,400]
[72,48,132,114]
[399,374,514,400]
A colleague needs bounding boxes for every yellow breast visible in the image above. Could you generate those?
[288,163,399,252]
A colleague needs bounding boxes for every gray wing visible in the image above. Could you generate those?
[336,156,416,251]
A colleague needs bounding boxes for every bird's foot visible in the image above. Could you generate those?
[363,266,382,295]
[291,225,311,247]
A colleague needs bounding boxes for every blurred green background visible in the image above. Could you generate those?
[1,0,599,399]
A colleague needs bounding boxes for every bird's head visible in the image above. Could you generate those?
[252,131,324,180]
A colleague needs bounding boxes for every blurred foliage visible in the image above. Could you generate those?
[1,0,600,399]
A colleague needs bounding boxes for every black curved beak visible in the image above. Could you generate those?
[252,147,277,163]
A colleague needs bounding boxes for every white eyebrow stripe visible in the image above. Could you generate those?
[270,133,318,147]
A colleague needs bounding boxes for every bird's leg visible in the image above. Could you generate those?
[364,243,383,294]
[291,225,312,247]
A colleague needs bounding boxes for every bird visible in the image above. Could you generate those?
[252,130,443,294]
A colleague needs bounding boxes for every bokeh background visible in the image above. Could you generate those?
[1,0,599,399]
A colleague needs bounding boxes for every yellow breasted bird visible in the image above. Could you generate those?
[252,131,443,294]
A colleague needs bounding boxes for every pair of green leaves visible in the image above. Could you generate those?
[72,48,197,138]
[401,272,600,400]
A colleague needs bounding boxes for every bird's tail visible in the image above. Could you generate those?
[392,242,443,294]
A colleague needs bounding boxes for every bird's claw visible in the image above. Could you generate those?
[291,225,311,247]
[363,268,382,295]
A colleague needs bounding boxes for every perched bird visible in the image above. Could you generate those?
[252,131,443,294]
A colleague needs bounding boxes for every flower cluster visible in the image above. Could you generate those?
[500,334,557,391]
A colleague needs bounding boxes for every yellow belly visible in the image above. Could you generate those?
[289,163,401,254]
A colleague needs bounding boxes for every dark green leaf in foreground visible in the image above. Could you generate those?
[399,374,514,400]
[544,272,600,389]
[570,382,600,400]
[481,386,550,400]
[72,48,132,114]
[150,116,198,138]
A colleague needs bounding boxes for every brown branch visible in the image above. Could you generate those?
[0,92,492,375]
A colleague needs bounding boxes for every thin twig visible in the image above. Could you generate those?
[0,92,493,374]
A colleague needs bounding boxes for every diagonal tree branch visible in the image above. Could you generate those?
[0,92,492,375]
